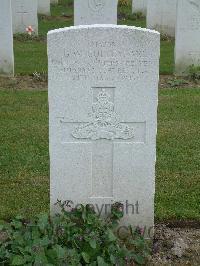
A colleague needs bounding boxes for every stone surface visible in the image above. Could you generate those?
[0,0,14,76]
[12,0,38,34]
[132,0,147,15]
[74,0,118,26]
[48,25,160,229]
[147,0,177,37]
[175,0,200,75]
[38,0,50,15]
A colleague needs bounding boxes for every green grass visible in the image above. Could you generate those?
[0,90,49,219]
[156,89,200,220]
[0,89,199,220]
[14,40,47,75]
[14,0,174,75]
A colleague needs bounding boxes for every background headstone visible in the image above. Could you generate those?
[0,0,14,76]
[48,25,160,229]
[74,0,118,26]
[132,0,147,15]
[38,0,51,15]
[147,0,177,37]
[12,0,38,34]
[175,0,200,75]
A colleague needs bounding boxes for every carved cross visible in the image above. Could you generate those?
[59,87,146,199]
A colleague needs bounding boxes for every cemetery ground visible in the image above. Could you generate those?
[0,0,200,264]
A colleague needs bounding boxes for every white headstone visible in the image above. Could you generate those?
[12,0,38,35]
[74,0,118,26]
[38,0,50,15]
[48,25,160,229]
[147,0,177,37]
[0,0,14,76]
[175,0,200,75]
[132,0,147,15]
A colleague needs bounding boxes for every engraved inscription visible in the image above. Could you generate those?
[189,0,200,10]
[72,89,134,140]
[50,40,156,82]
[88,0,105,12]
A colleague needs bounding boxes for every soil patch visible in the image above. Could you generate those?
[148,224,200,265]
[0,75,199,91]
[0,75,47,90]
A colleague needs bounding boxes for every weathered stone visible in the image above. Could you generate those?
[38,0,50,16]
[74,0,118,25]
[0,0,14,76]
[48,25,160,229]
[175,0,200,75]
[147,0,177,37]
[12,0,38,35]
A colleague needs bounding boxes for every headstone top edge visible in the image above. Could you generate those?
[47,24,160,36]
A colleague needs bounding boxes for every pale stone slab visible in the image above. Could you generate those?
[0,0,14,76]
[12,0,38,34]
[147,0,177,37]
[48,25,160,229]
[74,0,118,25]
[132,0,147,15]
[175,0,200,75]
[38,0,50,15]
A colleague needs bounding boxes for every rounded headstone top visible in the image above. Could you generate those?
[47,24,160,36]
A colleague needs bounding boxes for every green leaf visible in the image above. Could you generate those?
[110,254,116,264]
[132,254,145,265]
[107,229,116,242]
[82,207,87,222]
[11,220,22,229]
[34,253,48,264]
[97,256,108,266]
[11,255,24,265]
[81,252,90,263]
[55,245,65,259]
[89,239,97,249]
[37,213,49,231]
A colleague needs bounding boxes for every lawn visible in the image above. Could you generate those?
[0,0,199,221]
[14,0,174,75]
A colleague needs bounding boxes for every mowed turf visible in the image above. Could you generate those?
[0,89,199,220]
[14,0,174,75]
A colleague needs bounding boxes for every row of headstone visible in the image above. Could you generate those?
[1,0,200,77]
[0,0,59,76]
[133,0,200,75]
